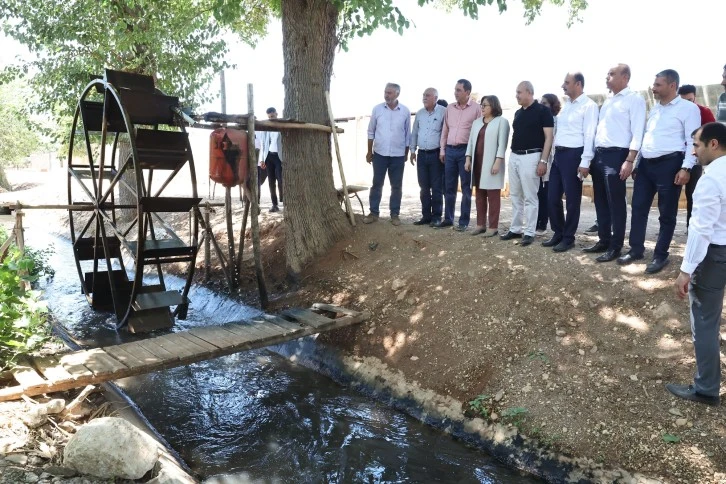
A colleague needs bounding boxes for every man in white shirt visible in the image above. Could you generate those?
[617,70,701,274]
[587,64,646,263]
[668,122,726,407]
[260,107,283,213]
[542,72,598,253]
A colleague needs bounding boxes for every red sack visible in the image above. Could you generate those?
[209,128,248,187]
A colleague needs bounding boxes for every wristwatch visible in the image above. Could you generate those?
[681,167,692,173]
[539,159,548,164]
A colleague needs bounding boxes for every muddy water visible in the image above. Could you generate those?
[39,232,539,483]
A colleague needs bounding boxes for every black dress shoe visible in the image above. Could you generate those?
[666,383,720,406]
[553,241,575,252]
[432,220,453,228]
[582,241,608,253]
[617,252,644,265]
[596,249,621,263]
[520,235,535,246]
[413,219,432,226]
[645,258,670,274]
[269,205,280,213]
[429,219,440,227]
[584,223,599,233]
[541,236,562,247]
[499,231,523,240]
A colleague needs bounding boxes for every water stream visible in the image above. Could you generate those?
[38,231,540,483]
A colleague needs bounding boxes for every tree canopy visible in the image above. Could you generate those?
[0,0,271,119]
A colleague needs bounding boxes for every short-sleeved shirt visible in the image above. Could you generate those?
[511,100,554,151]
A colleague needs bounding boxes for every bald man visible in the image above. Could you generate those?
[500,81,554,246]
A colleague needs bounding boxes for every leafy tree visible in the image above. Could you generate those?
[0,0,271,118]
[0,80,42,189]
[2,0,586,279]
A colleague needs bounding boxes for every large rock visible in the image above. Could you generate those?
[63,417,159,480]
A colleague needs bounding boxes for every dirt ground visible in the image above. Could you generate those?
[3,167,726,483]
[230,192,726,483]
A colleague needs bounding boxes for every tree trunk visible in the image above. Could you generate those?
[0,166,10,191]
[280,0,350,278]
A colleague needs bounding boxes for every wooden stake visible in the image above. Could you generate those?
[224,187,236,289]
[236,198,250,282]
[203,203,211,283]
[325,92,355,226]
[247,84,268,309]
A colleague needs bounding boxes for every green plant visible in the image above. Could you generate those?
[662,433,681,444]
[527,350,548,362]
[0,241,51,371]
[468,394,492,419]
[502,406,529,428]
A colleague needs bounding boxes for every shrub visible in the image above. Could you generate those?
[0,229,53,371]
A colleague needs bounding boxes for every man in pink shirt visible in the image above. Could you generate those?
[435,79,482,230]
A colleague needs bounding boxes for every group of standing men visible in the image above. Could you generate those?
[364,65,712,276]
[363,66,726,406]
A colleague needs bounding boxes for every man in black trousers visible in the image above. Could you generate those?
[585,64,645,263]
[260,107,283,212]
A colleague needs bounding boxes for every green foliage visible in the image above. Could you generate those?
[468,393,492,418]
[502,406,528,427]
[527,349,548,362]
[662,433,681,444]
[0,0,271,125]
[335,0,588,49]
[0,80,43,169]
[0,234,53,371]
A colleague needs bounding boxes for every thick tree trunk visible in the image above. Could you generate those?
[0,166,10,191]
[280,0,350,278]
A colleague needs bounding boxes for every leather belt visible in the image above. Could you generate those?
[446,144,467,149]
[555,146,581,152]
[419,148,440,154]
[596,147,629,152]
[512,148,542,155]
[642,151,683,162]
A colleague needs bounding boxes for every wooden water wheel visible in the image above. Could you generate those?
[66,69,201,333]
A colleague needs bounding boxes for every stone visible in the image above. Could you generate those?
[63,417,159,480]
[675,418,688,427]
[629,375,638,381]
[391,279,406,291]
[43,465,77,477]
[23,472,39,483]
[396,289,407,301]
[494,390,505,402]
[6,453,28,466]
[43,399,66,415]
[555,329,566,337]
[668,408,683,417]
[653,301,676,320]
[21,406,48,429]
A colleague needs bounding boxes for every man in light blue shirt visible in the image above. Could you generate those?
[410,88,446,226]
[364,83,411,226]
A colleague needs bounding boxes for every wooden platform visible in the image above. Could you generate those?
[0,304,368,402]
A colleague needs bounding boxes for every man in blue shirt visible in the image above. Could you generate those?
[364,83,411,226]
[410,88,446,226]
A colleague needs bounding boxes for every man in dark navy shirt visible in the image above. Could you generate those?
[500,81,554,246]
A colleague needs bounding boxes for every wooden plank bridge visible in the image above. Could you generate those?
[0,304,368,402]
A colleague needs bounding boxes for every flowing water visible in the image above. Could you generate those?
[38,232,540,483]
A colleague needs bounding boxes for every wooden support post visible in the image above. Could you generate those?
[204,202,211,283]
[14,202,24,255]
[236,198,250,283]
[224,187,236,290]
[325,92,355,226]
[247,84,268,309]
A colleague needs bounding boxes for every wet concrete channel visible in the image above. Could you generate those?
[38,231,540,483]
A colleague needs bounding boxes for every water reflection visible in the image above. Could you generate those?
[38,232,538,483]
